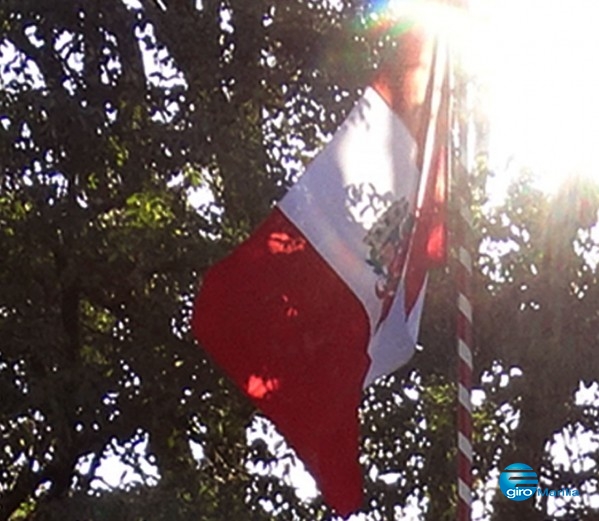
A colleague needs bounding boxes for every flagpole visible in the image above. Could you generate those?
[453,57,474,521]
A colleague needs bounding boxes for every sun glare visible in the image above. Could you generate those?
[375,0,599,198]
[468,0,599,196]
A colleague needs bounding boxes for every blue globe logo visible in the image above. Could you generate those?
[499,463,539,501]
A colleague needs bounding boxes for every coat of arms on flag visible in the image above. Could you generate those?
[364,196,415,327]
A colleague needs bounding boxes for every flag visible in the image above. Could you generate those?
[192,15,448,517]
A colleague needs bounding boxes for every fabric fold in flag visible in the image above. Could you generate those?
[192,14,449,518]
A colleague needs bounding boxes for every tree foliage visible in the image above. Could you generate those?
[0,1,377,519]
[1,1,599,521]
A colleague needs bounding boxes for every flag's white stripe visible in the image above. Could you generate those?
[458,384,471,413]
[458,338,473,370]
[458,432,473,463]
[458,479,473,506]
[279,87,421,331]
[458,293,472,324]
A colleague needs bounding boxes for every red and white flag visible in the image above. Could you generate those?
[192,15,448,517]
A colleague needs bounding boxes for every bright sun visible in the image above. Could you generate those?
[467,0,599,195]
[381,0,599,197]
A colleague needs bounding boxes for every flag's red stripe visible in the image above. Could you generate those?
[192,208,370,516]
[403,143,447,314]
[372,23,435,147]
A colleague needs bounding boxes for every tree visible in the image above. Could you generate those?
[2,1,599,520]
[475,172,599,521]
